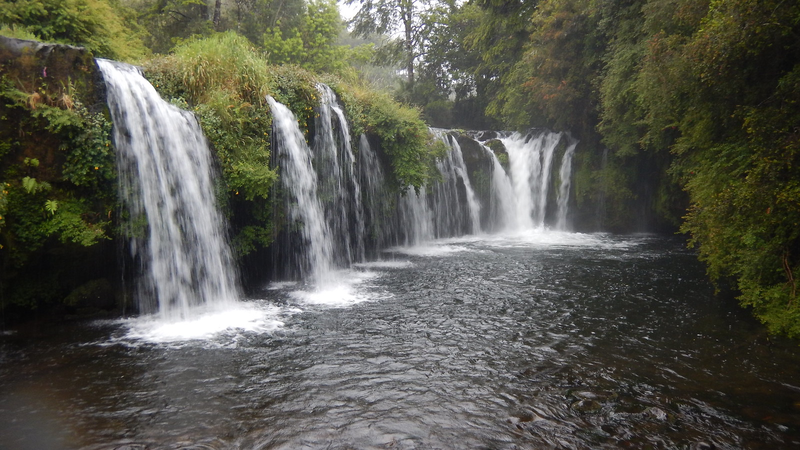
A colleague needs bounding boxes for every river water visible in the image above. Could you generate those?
[1,232,799,449]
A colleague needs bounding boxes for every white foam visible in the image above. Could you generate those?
[353,260,413,269]
[453,229,636,250]
[383,230,638,256]
[118,303,285,344]
[266,281,299,290]
[385,243,471,257]
[288,270,387,307]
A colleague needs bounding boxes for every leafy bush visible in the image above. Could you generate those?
[0,0,148,61]
[145,32,443,255]
[333,82,442,192]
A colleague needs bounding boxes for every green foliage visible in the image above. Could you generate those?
[0,74,115,269]
[0,24,40,40]
[45,196,109,246]
[0,0,148,61]
[592,0,800,336]
[336,83,441,191]
[126,0,217,54]
[144,32,282,255]
[145,32,442,255]
[263,0,354,75]
[232,0,306,49]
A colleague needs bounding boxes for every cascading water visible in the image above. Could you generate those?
[357,134,395,254]
[98,59,239,320]
[556,139,578,230]
[267,89,577,281]
[481,144,516,232]
[388,129,483,246]
[434,131,482,235]
[315,85,365,265]
[396,186,436,246]
[268,96,333,283]
[502,131,562,230]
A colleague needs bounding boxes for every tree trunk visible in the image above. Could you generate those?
[400,0,414,87]
[213,0,222,29]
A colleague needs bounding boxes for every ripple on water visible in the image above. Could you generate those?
[1,234,800,449]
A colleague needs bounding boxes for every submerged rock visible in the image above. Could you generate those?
[571,399,603,413]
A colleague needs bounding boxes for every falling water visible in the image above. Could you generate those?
[396,186,436,246]
[481,144,516,231]
[556,138,578,230]
[268,96,333,283]
[98,59,239,320]
[267,102,577,277]
[315,85,365,264]
[501,131,565,230]
[442,134,482,234]
[428,129,482,237]
[357,134,390,254]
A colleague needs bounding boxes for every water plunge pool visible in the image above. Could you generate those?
[1,232,799,449]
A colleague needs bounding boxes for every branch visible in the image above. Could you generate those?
[783,250,796,304]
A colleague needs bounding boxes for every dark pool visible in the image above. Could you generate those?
[1,232,799,449]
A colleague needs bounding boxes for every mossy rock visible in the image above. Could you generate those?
[64,278,116,310]
[0,36,103,111]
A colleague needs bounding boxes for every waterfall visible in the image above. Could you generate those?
[501,131,564,230]
[397,186,436,246]
[441,134,482,234]
[556,138,578,230]
[429,129,482,237]
[481,144,516,231]
[98,59,239,320]
[358,135,390,254]
[267,96,333,283]
[315,85,365,264]
[265,91,577,282]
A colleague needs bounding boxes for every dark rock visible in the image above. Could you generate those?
[643,406,674,423]
[0,35,104,111]
[64,278,117,311]
[571,399,602,413]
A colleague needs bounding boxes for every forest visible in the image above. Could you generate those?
[1,0,799,338]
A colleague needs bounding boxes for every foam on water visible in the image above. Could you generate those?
[287,270,385,307]
[385,243,472,257]
[385,229,641,255]
[118,303,286,344]
[267,281,299,291]
[353,261,414,269]
[473,229,639,250]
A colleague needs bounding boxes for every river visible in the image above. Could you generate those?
[1,231,799,449]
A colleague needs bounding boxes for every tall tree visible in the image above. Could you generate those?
[346,0,448,89]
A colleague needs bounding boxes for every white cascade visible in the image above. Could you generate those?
[444,135,482,234]
[397,186,436,246]
[98,59,239,320]
[430,129,482,237]
[502,131,564,230]
[481,144,516,231]
[555,139,578,230]
[315,84,365,265]
[268,96,333,283]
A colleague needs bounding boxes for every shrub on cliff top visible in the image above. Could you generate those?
[0,0,148,61]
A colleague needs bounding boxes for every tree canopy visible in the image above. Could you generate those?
[2,0,800,336]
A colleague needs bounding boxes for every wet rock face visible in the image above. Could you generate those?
[455,133,493,174]
[0,36,105,177]
[0,36,103,110]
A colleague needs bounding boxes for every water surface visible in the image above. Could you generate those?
[2,233,799,449]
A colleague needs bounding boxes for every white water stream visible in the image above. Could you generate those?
[98,59,239,321]
[267,95,334,284]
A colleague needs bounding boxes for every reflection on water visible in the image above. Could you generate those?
[1,233,800,449]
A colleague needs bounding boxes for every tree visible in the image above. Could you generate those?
[346,0,450,89]
[262,0,352,73]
